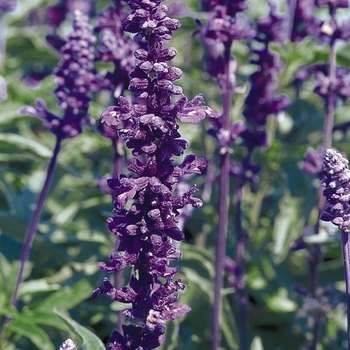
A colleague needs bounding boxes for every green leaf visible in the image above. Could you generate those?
[272,193,304,264]
[0,133,52,158]
[18,278,60,297]
[250,336,264,350]
[5,318,55,350]
[38,280,93,311]
[221,296,238,349]
[25,309,70,331]
[303,231,340,244]
[54,309,106,350]
[264,287,297,313]
[181,267,213,299]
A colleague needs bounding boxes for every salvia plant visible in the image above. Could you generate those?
[3,0,350,350]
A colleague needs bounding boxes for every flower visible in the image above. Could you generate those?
[288,0,321,42]
[242,2,290,148]
[21,10,96,138]
[94,1,218,348]
[0,0,17,12]
[95,4,138,99]
[321,149,350,230]
[302,147,324,176]
[59,339,77,350]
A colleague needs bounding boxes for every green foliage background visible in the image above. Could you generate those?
[1,0,350,349]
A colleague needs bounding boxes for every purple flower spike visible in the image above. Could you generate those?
[289,0,321,42]
[321,149,350,230]
[0,0,17,12]
[95,5,138,100]
[242,2,290,147]
[21,10,96,138]
[95,1,218,348]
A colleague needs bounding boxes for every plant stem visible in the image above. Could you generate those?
[112,138,124,333]
[234,151,253,350]
[310,7,337,349]
[0,13,6,70]
[341,230,350,350]
[323,8,336,150]
[211,43,233,350]
[9,135,63,310]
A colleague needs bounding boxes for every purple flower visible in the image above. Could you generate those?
[316,0,348,9]
[95,5,138,99]
[94,1,218,348]
[21,10,95,138]
[302,147,324,176]
[59,339,77,350]
[46,0,91,27]
[288,0,322,42]
[0,0,17,12]
[295,63,350,102]
[0,76,7,102]
[201,0,248,13]
[321,149,350,230]
[242,3,290,146]
[205,5,255,43]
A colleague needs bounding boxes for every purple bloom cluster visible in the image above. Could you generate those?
[290,0,350,43]
[296,63,350,102]
[242,3,290,150]
[289,0,321,42]
[21,10,95,138]
[95,4,138,99]
[93,1,218,348]
[302,147,324,177]
[46,0,91,27]
[0,0,17,12]
[321,149,350,230]
[198,0,254,84]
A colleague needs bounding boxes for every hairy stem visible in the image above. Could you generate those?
[341,230,350,350]
[211,43,233,350]
[112,138,124,333]
[310,7,337,349]
[10,135,63,310]
[233,150,254,350]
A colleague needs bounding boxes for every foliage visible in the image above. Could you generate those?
[1,0,350,349]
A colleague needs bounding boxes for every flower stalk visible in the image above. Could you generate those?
[8,9,95,317]
[94,1,218,348]
[321,148,350,349]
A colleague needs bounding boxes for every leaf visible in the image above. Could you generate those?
[18,278,60,297]
[250,336,264,350]
[272,193,304,264]
[221,296,239,349]
[52,202,80,226]
[38,280,93,311]
[25,309,71,331]
[303,231,340,244]
[54,309,106,350]
[4,318,55,350]
[180,267,213,300]
[0,133,52,158]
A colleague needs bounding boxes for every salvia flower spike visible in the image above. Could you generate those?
[321,148,350,348]
[21,10,96,138]
[94,1,218,349]
[321,149,350,230]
